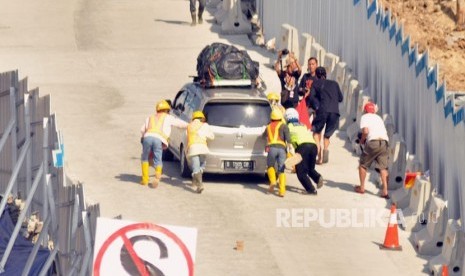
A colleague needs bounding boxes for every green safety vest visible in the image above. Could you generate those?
[288,123,315,148]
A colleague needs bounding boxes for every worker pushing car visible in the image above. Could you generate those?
[285,108,324,195]
[140,100,188,188]
[266,109,292,197]
[185,111,215,194]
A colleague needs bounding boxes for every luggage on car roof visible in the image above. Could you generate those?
[196,42,259,86]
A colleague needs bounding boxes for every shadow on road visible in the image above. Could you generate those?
[154,19,191,26]
[324,179,377,198]
[115,173,140,184]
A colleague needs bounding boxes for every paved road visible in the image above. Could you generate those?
[0,0,429,275]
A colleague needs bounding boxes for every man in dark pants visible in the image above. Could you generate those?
[310,66,343,164]
[285,108,324,195]
[190,0,206,26]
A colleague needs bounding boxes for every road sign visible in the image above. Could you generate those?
[93,217,197,276]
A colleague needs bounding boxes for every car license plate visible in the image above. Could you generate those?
[224,161,254,171]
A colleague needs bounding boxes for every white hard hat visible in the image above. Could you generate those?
[285,108,299,121]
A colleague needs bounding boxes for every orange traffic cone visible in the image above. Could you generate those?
[441,264,449,276]
[380,203,402,251]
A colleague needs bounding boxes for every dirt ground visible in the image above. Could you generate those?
[380,0,465,91]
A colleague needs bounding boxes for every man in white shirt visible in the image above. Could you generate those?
[354,102,390,199]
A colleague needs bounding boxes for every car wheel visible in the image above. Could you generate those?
[162,148,174,161]
[180,145,191,178]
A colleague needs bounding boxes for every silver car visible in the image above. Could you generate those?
[166,81,272,177]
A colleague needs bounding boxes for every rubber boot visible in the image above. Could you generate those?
[278,173,286,197]
[191,13,197,26]
[150,165,162,188]
[198,12,203,24]
[140,162,149,185]
[194,173,204,193]
[267,167,277,193]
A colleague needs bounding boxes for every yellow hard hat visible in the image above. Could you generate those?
[156,100,171,112]
[267,92,279,101]
[192,110,205,121]
[270,109,283,121]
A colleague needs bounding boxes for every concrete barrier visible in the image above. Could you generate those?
[323,53,340,80]
[278,24,299,60]
[214,0,228,24]
[339,77,357,120]
[413,194,448,256]
[221,0,252,34]
[339,79,360,130]
[399,177,431,231]
[428,220,463,275]
[391,153,423,207]
[388,134,408,191]
[208,0,222,8]
[383,114,396,143]
[299,33,314,67]
[341,69,357,120]
[310,42,326,69]
[334,62,347,89]
[347,95,371,153]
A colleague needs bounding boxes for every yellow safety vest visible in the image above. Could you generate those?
[147,113,169,140]
[187,120,207,149]
[267,122,286,147]
[288,123,316,148]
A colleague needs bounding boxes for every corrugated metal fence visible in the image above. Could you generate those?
[0,70,99,275]
[257,0,465,225]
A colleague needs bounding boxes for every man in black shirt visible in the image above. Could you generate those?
[310,67,343,164]
[298,57,318,96]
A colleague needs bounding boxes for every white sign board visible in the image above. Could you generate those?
[93,217,197,276]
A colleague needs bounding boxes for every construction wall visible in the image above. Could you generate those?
[257,0,465,225]
[0,70,99,275]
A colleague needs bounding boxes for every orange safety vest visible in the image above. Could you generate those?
[187,120,207,149]
[267,122,286,147]
[146,113,169,141]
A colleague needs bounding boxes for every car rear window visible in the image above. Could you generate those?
[203,102,271,128]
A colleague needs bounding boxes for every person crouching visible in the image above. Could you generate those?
[285,108,324,195]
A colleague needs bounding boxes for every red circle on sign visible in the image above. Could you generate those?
[93,223,194,276]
